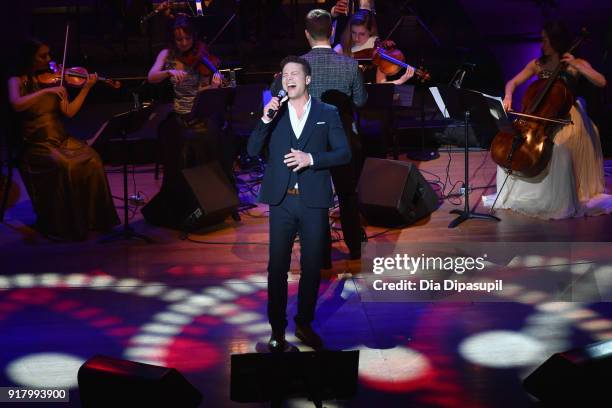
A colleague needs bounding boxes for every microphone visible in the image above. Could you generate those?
[267,89,287,119]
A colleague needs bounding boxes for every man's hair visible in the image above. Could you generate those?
[280,55,312,77]
[305,9,332,41]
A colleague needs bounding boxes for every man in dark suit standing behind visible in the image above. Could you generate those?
[303,9,367,261]
[248,56,351,352]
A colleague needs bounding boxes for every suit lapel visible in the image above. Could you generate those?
[298,97,322,148]
[277,106,293,149]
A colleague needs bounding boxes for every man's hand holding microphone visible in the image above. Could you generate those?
[262,89,287,123]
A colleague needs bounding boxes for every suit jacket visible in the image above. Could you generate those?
[303,47,367,108]
[247,98,351,208]
[271,48,367,109]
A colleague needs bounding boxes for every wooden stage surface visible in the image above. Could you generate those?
[1,150,611,407]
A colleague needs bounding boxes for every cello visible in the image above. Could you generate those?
[489,29,588,178]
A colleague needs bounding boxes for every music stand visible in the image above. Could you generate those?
[431,86,503,228]
[191,87,235,121]
[357,83,395,157]
[98,106,155,243]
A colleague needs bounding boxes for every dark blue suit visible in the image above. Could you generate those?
[248,97,351,331]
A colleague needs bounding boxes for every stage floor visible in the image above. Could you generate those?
[1,150,612,407]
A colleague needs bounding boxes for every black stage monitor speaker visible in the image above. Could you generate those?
[78,355,202,408]
[142,161,239,231]
[231,350,359,403]
[357,157,439,227]
[523,340,612,406]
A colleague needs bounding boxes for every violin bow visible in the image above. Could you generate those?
[207,13,237,47]
[59,23,70,88]
[383,15,403,43]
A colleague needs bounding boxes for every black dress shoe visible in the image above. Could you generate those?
[268,329,286,353]
[231,211,242,222]
[295,324,324,351]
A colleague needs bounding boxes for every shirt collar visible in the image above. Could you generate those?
[288,95,312,117]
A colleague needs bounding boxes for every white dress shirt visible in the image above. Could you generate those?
[261,96,314,188]
[288,96,314,187]
[288,95,312,139]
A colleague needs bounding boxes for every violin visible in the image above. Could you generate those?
[177,42,222,79]
[352,41,431,83]
[37,61,121,89]
[372,47,431,83]
[489,29,587,178]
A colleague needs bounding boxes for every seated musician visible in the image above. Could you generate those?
[7,39,119,241]
[327,0,375,45]
[333,10,414,85]
[484,21,611,219]
[147,15,235,189]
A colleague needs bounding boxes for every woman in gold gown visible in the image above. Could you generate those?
[7,39,119,240]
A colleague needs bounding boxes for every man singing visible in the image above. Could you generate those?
[248,56,351,352]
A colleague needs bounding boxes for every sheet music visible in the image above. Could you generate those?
[429,87,449,118]
[481,92,507,120]
[429,87,507,121]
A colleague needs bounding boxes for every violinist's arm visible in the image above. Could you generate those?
[503,59,537,111]
[375,67,414,85]
[7,77,60,112]
[148,49,171,83]
[61,74,97,118]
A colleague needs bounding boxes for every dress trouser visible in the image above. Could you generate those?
[267,193,328,331]
[325,129,364,262]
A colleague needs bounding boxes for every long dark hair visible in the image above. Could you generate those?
[13,38,46,76]
[539,20,573,64]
